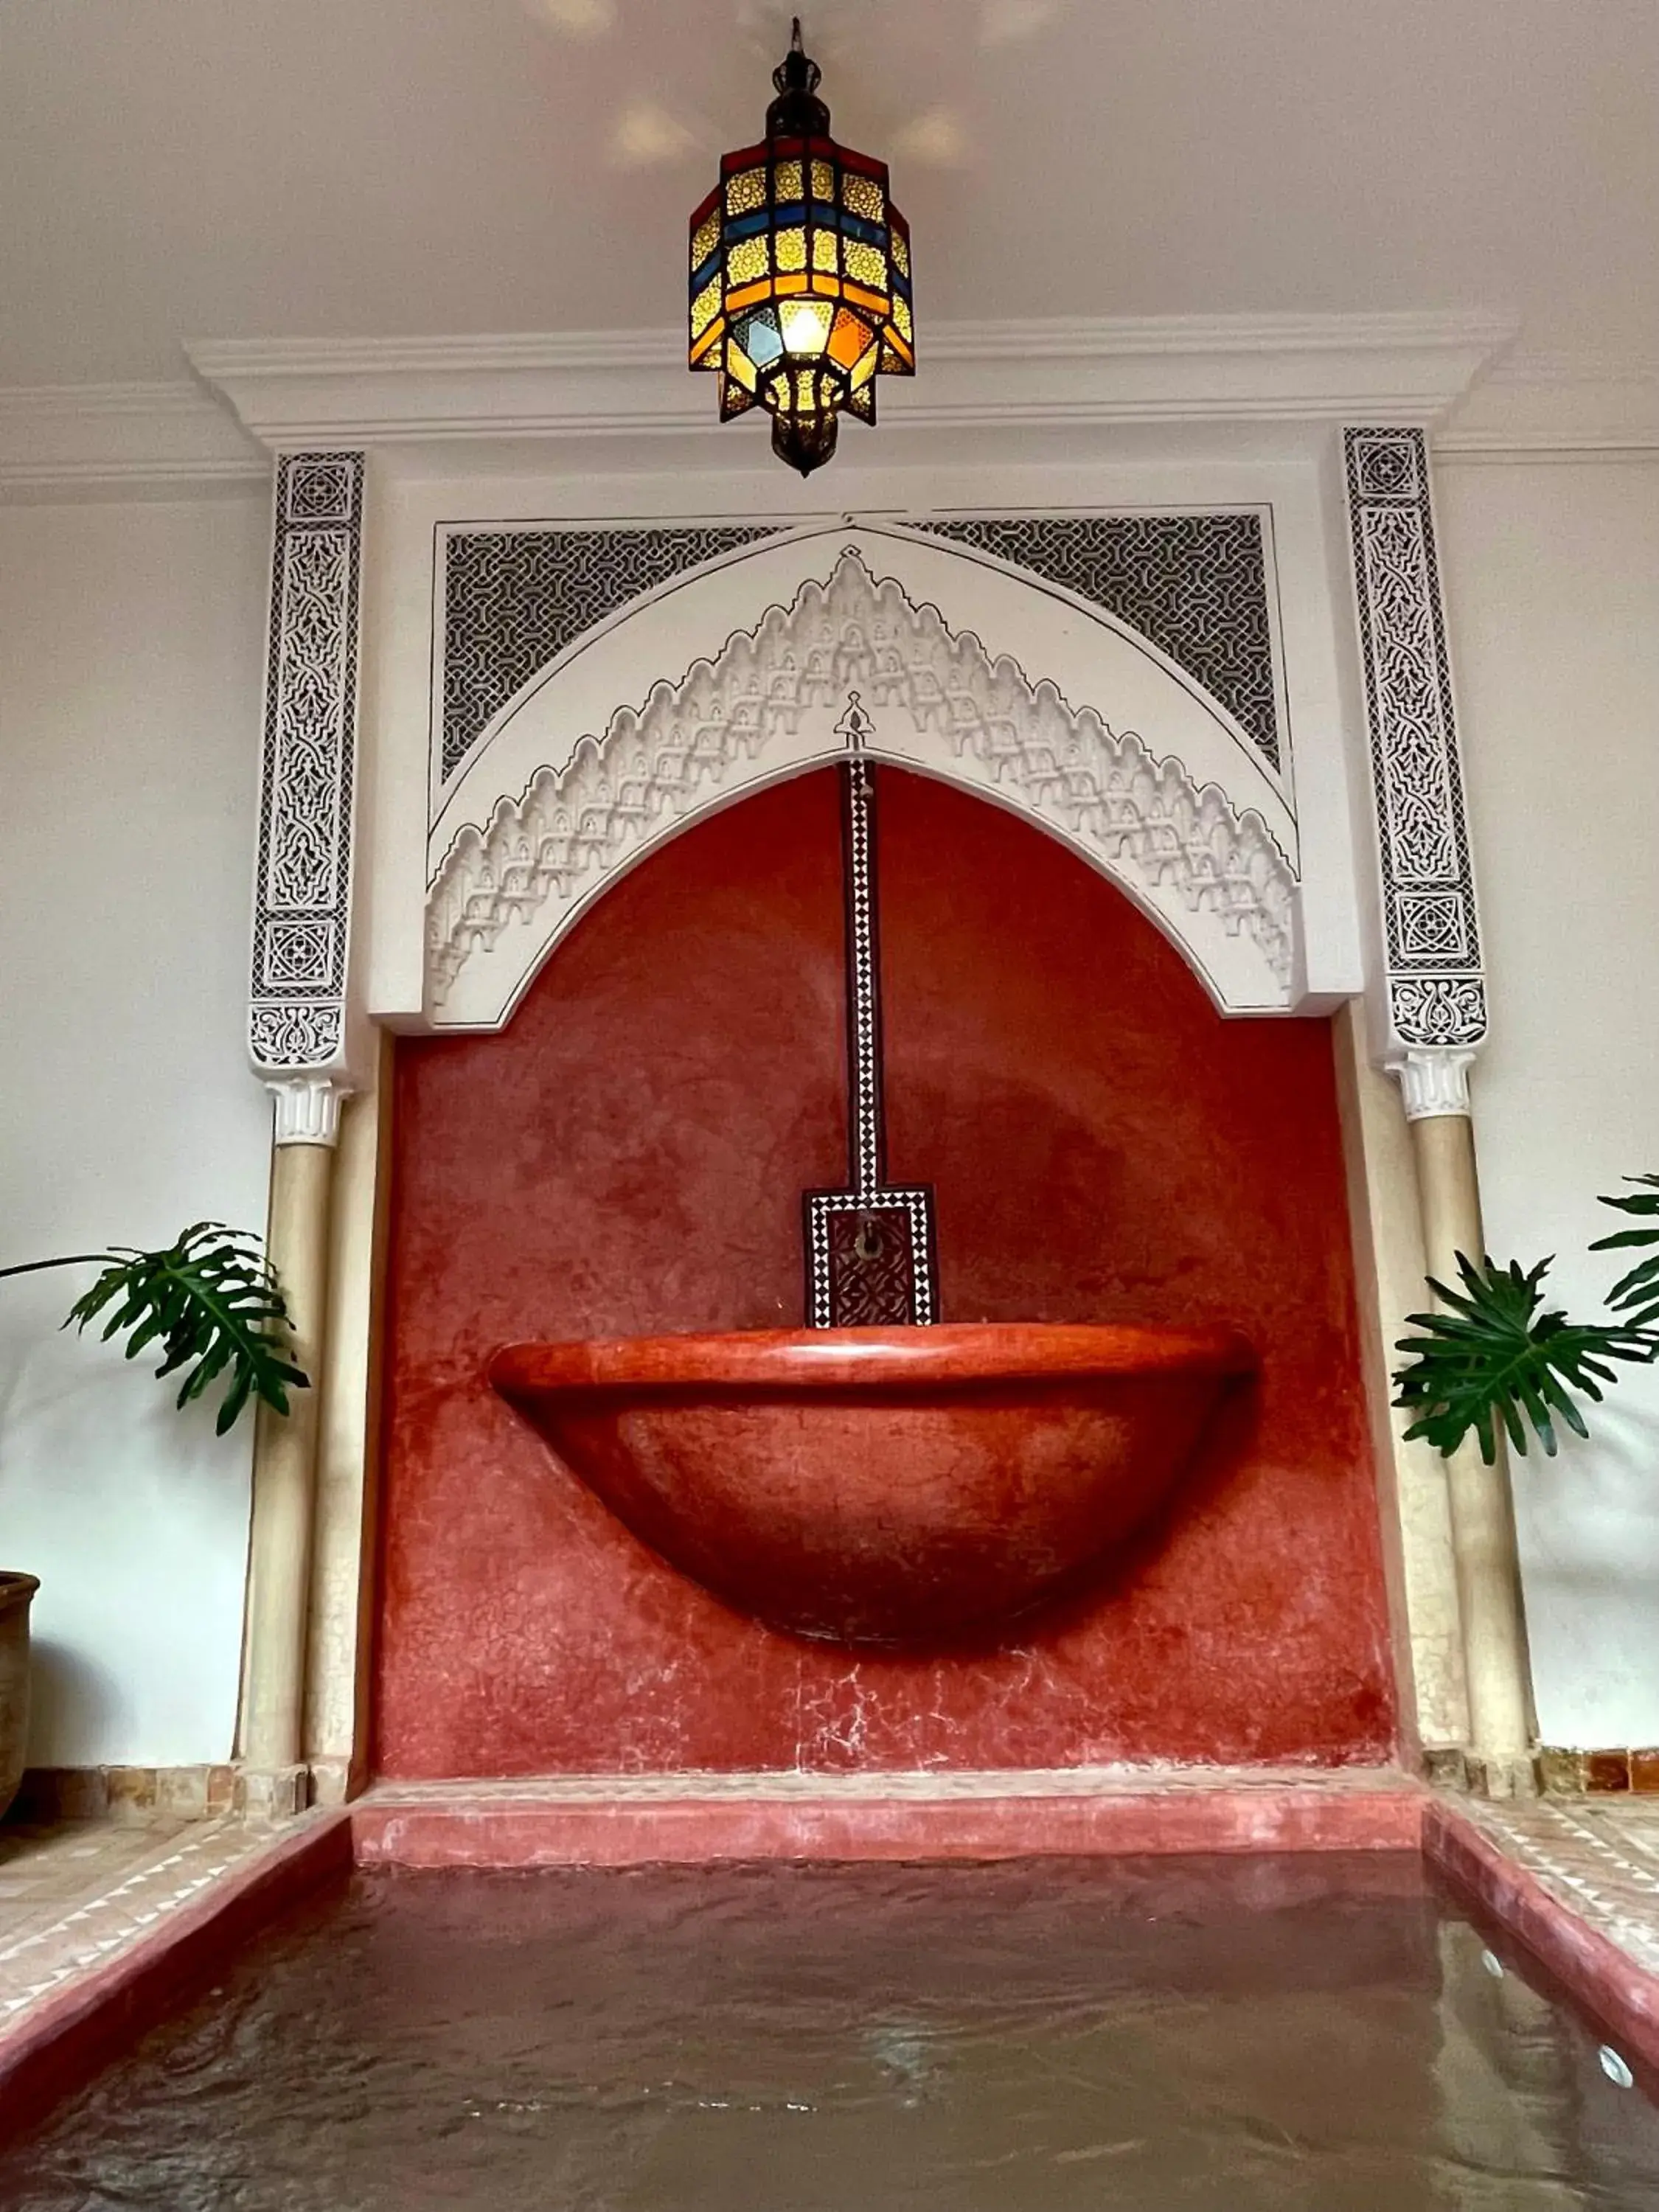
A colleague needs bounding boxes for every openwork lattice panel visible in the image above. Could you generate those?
[439,524,785,789]
[911,513,1281,771]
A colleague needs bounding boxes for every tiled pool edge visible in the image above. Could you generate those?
[10,1781,1659,2136]
[1425,1797,1659,2073]
[0,1810,351,2121]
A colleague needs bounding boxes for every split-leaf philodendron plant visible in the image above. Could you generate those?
[0,1222,306,1435]
[1393,1177,1659,1464]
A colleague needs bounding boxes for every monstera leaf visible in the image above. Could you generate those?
[1393,1252,1652,1465]
[1591,1175,1659,1330]
[60,1222,307,1436]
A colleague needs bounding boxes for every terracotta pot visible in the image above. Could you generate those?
[491,1324,1251,1646]
[0,1573,38,1820]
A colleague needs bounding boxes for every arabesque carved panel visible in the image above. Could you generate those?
[426,549,1295,1026]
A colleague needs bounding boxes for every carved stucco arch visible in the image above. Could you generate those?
[425,534,1300,1030]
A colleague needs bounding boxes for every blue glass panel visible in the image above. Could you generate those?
[739,310,785,366]
[832,211,887,246]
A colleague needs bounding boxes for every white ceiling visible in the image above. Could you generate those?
[3,0,1656,386]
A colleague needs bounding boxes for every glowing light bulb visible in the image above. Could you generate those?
[779,299,834,358]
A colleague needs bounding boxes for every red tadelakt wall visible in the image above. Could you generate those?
[376,769,1397,1775]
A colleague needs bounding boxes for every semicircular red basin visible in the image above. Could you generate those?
[489,1323,1253,1648]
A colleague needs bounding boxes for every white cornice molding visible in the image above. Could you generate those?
[1437,349,1659,459]
[0,381,265,501]
[187,311,1516,454]
[15,326,1646,491]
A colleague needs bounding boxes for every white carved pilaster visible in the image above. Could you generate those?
[1343,428,1490,1081]
[248,451,366,1109]
[266,1073,349,1148]
[1388,1046,1475,1121]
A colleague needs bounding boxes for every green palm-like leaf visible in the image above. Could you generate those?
[1392,1252,1653,1465]
[1591,1175,1659,1329]
[63,1222,308,1436]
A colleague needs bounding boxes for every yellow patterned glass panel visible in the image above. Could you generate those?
[725,167,765,215]
[811,160,835,201]
[775,223,807,272]
[894,293,914,341]
[851,344,880,387]
[692,212,720,268]
[725,337,759,392]
[691,277,723,338]
[844,173,884,222]
[843,239,888,291]
[811,227,839,273]
[774,159,803,202]
[891,229,909,278]
[726,234,769,286]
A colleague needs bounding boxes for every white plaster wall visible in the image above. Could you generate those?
[0,493,272,1766]
[1438,457,1659,1748]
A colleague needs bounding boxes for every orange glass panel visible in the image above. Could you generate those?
[828,308,871,366]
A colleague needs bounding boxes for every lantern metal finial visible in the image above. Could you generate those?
[767,18,829,136]
[688,19,915,476]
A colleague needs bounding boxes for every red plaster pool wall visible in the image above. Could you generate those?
[375,768,1397,1776]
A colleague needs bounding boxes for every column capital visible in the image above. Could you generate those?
[1388,1045,1476,1121]
[266,1072,350,1147]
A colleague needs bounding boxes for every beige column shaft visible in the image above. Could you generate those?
[1408,1108,1534,1775]
[243,1136,336,1774]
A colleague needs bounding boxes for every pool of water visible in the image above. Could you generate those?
[3,1853,1658,2210]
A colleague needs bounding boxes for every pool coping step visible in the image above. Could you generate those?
[6,1780,1659,2126]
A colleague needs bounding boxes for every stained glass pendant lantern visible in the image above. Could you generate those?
[689,18,914,477]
